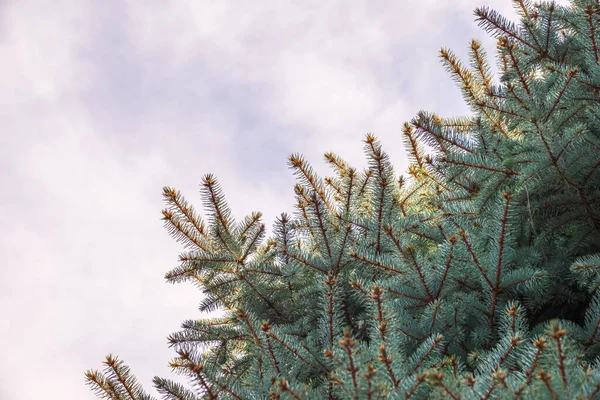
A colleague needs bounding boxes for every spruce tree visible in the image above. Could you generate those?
[86,1,600,398]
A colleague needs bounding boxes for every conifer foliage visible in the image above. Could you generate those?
[86,1,600,398]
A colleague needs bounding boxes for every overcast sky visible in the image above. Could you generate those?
[0,0,570,398]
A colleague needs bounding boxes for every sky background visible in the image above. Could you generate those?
[0,0,569,398]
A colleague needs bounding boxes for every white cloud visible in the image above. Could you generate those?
[121,0,536,176]
[0,0,93,106]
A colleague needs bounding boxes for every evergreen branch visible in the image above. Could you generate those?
[402,123,425,168]
[358,170,372,198]
[161,208,210,253]
[276,213,292,265]
[446,170,477,193]
[498,336,521,369]
[405,245,435,302]
[168,331,248,348]
[211,379,245,400]
[239,222,265,263]
[589,107,600,125]
[349,280,370,297]
[555,104,586,133]
[435,235,457,299]
[471,39,495,97]
[163,187,213,251]
[584,4,600,65]
[339,330,360,400]
[492,193,513,324]
[584,314,600,352]
[525,337,546,385]
[428,371,461,400]
[440,157,517,175]
[452,273,479,292]
[574,75,600,91]
[196,292,230,313]
[236,211,262,243]
[338,215,369,232]
[276,380,304,400]
[178,254,235,264]
[324,176,343,199]
[362,364,376,400]
[476,99,529,119]
[443,116,480,131]
[214,226,239,260]
[324,152,349,177]
[201,174,234,237]
[170,318,246,344]
[204,276,242,293]
[103,355,155,400]
[584,385,600,400]
[533,120,600,231]
[267,332,320,371]
[170,352,217,399]
[440,48,492,118]
[500,272,544,291]
[454,294,490,319]
[538,369,558,399]
[583,157,600,186]
[85,369,122,400]
[289,154,336,216]
[397,326,426,343]
[311,194,333,259]
[300,343,331,372]
[332,225,352,276]
[325,275,337,351]
[514,0,543,49]
[399,182,427,216]
[543,68,578,123]
[442,211,476,217]
[501,37,533,100]
[474,6,543,54]
[238,274,288,322]
[544,3,554,54]
[295,190,319,241]
[571,97,600,102]
[421,166,449,196]
[497,41,510,75]
[283,248,327,274]
[555,125,586,162]
[350,252,406,275]
[475,175,510,213]
[506,83,531,112]
[518,162,552,185]
[548,324,568,388]
[365,134,393,253]
[413,113,475,154]
[408,334,444,376]
[371,285,399,387]
[584,137,600,153]
[343,168,356,217]
[478,372,500,400]
[262,325,282,374]
[404,373,428,399]
[153,377,198,400]
[459,228,494,290]
[164,265,197,283]
[245,268,283,277]
[402,226,438,242]
[384,286,430,305]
